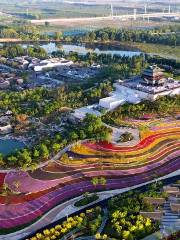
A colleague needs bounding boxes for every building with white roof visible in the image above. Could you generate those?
[33,58,73,72]
[73,105,102,120]
[99,95,126,110]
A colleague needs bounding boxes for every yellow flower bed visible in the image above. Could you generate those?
[65,143,180,167]
[71,134,180,157]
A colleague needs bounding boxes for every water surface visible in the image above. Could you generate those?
[0,139,25,156]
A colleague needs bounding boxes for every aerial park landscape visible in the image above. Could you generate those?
[0,115,179,238]
[0,0,179,239]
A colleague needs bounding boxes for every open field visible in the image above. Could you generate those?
[1,0,179,19]
[132,42,180,60]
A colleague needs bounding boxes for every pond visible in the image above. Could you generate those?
[18,42,142,57]
[42,43,142,57]
[0,139,25,156]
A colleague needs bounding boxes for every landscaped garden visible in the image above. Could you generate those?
[27,182,166,240]
[0,115,179,236]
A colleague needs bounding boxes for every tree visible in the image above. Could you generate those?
[40,144,49,159]
[33,149,40,159]
[52,143,61,153]
[0,153,4,165]
[55,134,62,141]
[69,131,79,142]
[18,149,32,166]
[7,156,18,165]
[91,177,99,189]
[89,32,96,42]
[99,177,107,186]
[54,32,62,40]
[79,130,86,139]
[95,233,101,239]
[101,32,109,42]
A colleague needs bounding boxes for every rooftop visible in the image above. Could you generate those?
[122,76,180,94]
[143,65,164,75]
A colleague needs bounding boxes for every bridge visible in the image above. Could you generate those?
[31,12,180,24]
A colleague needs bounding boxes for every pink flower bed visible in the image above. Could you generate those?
[0,156,179,229]
[3,147,180,196]
[5,171,63,193]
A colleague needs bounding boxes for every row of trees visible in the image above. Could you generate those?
[0,44,48,59]
[0,25,62,41]
[52,49,145,67]
[73,27,180,46]
[1,24,179,47]
[27,207,103,240]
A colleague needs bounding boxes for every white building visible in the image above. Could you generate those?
[99,85,142,110]
[0,124,12,135]
[33,58,73,72]
[73,105,101,120]
[99,95,126,110]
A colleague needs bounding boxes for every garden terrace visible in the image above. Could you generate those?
[0,116,179,231]
[25,182,166,240]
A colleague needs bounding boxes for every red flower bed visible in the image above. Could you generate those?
[0,173,6,189]
[84,131,180,152]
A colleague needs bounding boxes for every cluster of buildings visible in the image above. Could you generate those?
[74,65,180,119]
[50,64,101,82]
[5,56,74,72]
[0,72,24,90]
[1,56,99,88]
[100,65,180,110]
[0,56,101,90]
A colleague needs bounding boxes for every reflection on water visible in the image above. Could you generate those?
[2,42,142,57]
[40,43,142,57]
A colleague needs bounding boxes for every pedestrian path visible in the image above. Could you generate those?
[160,200,180,236]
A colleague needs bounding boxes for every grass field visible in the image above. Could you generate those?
[132,42,180,60]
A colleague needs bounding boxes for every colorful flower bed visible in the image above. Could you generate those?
[0,119,179,231]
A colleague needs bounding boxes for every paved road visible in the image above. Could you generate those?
[104,123,140,146]
[31,12,180,24]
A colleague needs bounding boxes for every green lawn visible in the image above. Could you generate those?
[132,42,180,60]
[74,194,99,207]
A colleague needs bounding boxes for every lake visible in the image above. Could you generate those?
[42,43,142,57]
[20,42,142,57]
[0,139,25,156]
